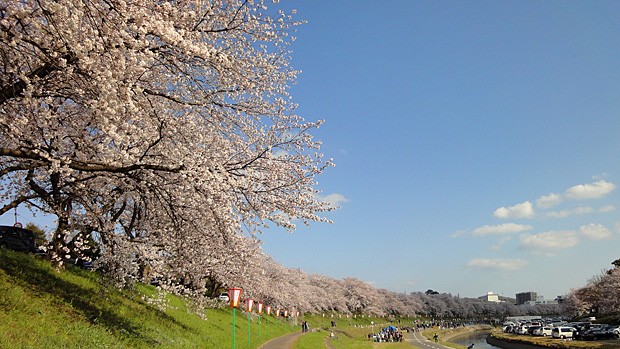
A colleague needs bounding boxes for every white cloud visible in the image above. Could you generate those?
[490,236,512,251]
[467,258,528,271]
[518,230,579,253]
[580,223,612,240]
[494,201,535,219]
[599,205,615,213]
[472,223,533,236]
[450,230,467,238]
[565,180,616,200]
[536,193,562,208]
[545,206,593,218]
[319,193,349,208]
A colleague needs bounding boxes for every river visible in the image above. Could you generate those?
[451,330,502,349]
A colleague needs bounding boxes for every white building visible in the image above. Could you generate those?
[484,292,501,302]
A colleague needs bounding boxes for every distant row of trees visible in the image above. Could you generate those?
[253,268,562,319]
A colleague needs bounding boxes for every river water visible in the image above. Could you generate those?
[451,330,503,349]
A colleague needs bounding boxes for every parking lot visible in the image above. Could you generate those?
[502,318,620,343]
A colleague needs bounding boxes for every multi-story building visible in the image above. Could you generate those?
[516,291,538,305]
[485,292,500,302]
[522,299,558,306]
[477,291,507,303]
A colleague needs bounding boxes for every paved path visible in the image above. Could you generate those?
[257,332,303,349]
[406,331,455,349]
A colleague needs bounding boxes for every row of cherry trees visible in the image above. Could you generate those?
[561,259,620,317]
[180,235,561,319]
[246,248,561,318]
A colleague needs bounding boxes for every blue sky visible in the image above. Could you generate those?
[2,1,619,300]
[257,0,620,299]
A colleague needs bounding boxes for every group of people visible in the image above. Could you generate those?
[301,321,310,333]
[368,327,404,342]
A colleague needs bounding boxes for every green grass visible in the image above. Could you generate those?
[294,330,329,348]
[0,249,295,348]
[293,314,422,349]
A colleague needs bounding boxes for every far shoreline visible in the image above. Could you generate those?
[442,324,495,342]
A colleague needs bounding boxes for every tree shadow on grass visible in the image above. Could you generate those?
[0,250,195,345]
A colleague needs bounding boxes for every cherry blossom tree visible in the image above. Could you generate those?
[596,268,620,313]
[0,0,333,286]
[563,261,620,316]
[305,273,348,313]
[341,277,383,315]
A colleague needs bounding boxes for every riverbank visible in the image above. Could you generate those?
[422,324,494,349]
[442,324,494,342]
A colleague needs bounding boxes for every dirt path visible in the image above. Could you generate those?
[325,336,336,349]
[258,332,303,349]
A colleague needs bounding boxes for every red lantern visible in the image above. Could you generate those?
[245,298,254,312]
[257,302,263,314]
[228,288,242,308]
[266,306,271,315]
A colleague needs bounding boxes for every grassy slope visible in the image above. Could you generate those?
[13,249,589,349]
[0,249,295,348]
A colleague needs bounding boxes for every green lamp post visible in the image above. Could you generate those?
[245,298,254,348]
[228,288,243,349]
[257,302,263,342]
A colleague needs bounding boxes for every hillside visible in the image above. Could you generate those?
[0,249,295,348]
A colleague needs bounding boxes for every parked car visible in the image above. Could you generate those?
[527,326,542,335]
[514,325,528,334]
[552,327,576,339]
[503,325,515,333]
[0,225,37,253]
[533,327,553,336]
[572,322,596,339]
[580,326,619,340]
[218,292,229,302]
